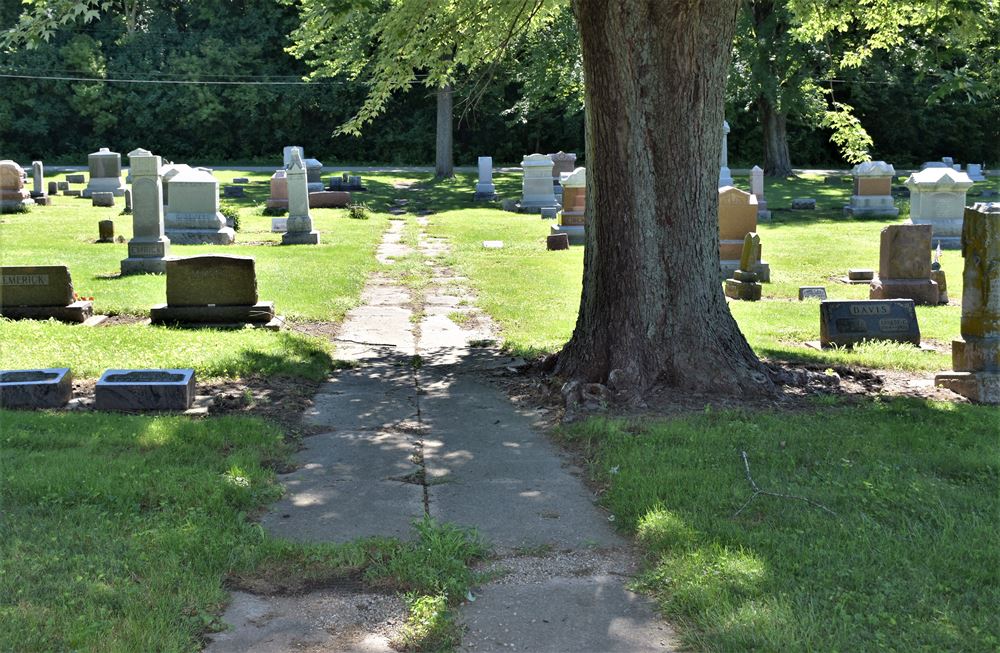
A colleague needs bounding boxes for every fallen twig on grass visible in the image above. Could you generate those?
[734,450,838,518]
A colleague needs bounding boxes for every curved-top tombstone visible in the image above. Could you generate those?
[0,160,33,210]
[83,148,126,198]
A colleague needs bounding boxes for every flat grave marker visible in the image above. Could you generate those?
[819,299,920,348]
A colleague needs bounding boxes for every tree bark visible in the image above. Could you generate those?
[759,95,794,177]
[556,0,774,398]
[434,84,454,179]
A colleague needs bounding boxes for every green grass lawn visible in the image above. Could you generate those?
[0,410,485,652]
[426,172,1000,371]
[559,399,999,652]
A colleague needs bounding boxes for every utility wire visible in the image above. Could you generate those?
[0,72,346,85]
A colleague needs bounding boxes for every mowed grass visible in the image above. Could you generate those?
[427,172,1000,371]
[0,410,488,652]
[0,170,434,378]
[559,399,999,652]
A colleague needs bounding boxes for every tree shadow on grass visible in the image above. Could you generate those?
[206,331,334,380]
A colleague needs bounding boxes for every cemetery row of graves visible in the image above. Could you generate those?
[1,143,998,651]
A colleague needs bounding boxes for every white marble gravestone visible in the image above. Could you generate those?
[719,121,734,187]
[164,168,235,245]
[517,153,559,212]
[750,165,769,220]
[474,156,497,200]
[121,149,171,275]
[283,146,304,168]
[83,148,126,198]
[31,161,44,197]
[966,163,986,182]
[281,150,320,245]
[904,167,974,248]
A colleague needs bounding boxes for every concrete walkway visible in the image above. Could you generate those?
[206,209,676,652]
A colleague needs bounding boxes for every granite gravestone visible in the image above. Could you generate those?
[282,150,320,245]
[95,368,195,411]
[551,167,586,245]
[0,368,73,409]
[799,286,828,300]
[904,167,974,248]
[150,255,277,326]
[0,160,34,210]
[844,161,899,217]
[0,265,93,322]
[869,224,939,305]
[267,170,288,210]
[164,168,235,245]
[98,220,114,243]
[474,156,497,200]
[517,154,559,213]
[819,300,920,348]
[935,203,1000,403]
[82,148,126,198]
[121,149,171,275]
[308,191,350,208]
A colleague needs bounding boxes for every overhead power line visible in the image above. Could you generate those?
[0,72,344,85]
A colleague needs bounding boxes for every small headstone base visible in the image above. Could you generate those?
[165,228,236,245]
[720,260,770,283]
[869,278,939,305]
[550,224,584,246]
[0,368,73,408]
[724,279,762,301]
[0,301,93,323]
[150,301,276,325]
[934,372,1000,404]
[121,257,167,275]
[281,231,320,245]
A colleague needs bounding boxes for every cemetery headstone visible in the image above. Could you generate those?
[57,181,69,191]
[308,191,350,208]
[551,167,586,245]
[869,224,939,304]
[517,153,559,213]
[223,185,245,198]
[844,161,899,217]
[95,368,195,411]
[92,191,115,207]
[791,198,816,210]
[724,233,763,301]
[31,161,45,198]
[266,170,288,210]
[65,174,85,184]
[271,217,288,232]
[164,168,236,244]
[750,165,770,220]
[848,268,875,282]
[150,255,277,326]
[64,189,81,197]
[0,161,34,210]
[965,163,986,182]
[98,220,114,243]
[48,181,58,196]
[121,148,171,275]
[282,150,320,245]
[0,265,93,322]
[0,368,73,409]
[82,148,126,198]
[124,188,132,212]
[233,177,250,184]
[820,299,920,347]
[718,121,734,187]
[547,233,570,251]
[549,151,577,200]
[304,158,325,193]
[160,163,192,207]
[799,286,828,300]
[941,156,954,166]
[283,146,304,167]
[904,167,974,248]
[934,203,1000,403]
[718,186,770,281]
[474,156,497,200]
[921,161,948,170]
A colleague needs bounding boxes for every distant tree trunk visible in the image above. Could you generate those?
[435,84,454,179]
[759,95,794,177]
[556,0,774,399]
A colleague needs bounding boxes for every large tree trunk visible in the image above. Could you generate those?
[759,95,794,177]
[434,84,454,179]
[556,0,774,399]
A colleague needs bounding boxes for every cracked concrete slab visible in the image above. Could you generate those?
[458,575,673,652]
[206,590,404,653]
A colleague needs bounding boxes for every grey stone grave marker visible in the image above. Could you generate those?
[799,286,828,300]
[95,368,195,411]
[0,368,73,409]
[819,299,920,348]
[0,265,93,322]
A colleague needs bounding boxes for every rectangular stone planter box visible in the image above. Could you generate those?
[95,368,195,411]
[0,368,73,408]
